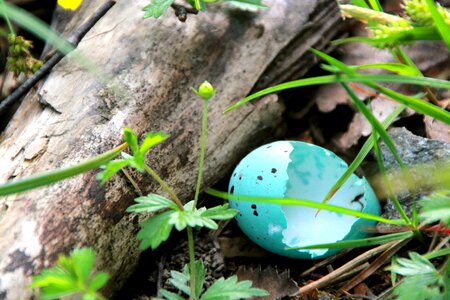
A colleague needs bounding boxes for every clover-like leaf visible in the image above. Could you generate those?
[139,131,170,155]
[123,127,139,155]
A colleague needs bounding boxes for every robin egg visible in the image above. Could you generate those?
[228,141,381,259]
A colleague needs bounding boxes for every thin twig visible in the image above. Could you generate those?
[338,238,410,295]
[0,0,116,114]
[298,241,396,294]
[121,168,143,196]
[300,249,351,277]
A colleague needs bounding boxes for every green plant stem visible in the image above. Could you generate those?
[187,227,197,300]
[193,101,208,210]
[0,0,14,34]
[143,164,184,210]
[0,143,127,196]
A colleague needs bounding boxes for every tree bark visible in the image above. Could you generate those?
[0,0,343,298]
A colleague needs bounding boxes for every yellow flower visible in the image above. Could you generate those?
[57,0,83,11]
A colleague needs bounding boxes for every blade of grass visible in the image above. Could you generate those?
[313,49,450,125]
[372,131,411,225]
[425,0,450,49]
[350,0,370,8]
[0,143,127,196]
[288,231,414,250]
[320,104,406,206]
[423,247,450,260]
[342,83,409,173]
[368,0,382,11]
[224,73,450,112]
[367,82,450,125]
[207,188,407,225]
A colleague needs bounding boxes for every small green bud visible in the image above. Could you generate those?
[194,80,215,101]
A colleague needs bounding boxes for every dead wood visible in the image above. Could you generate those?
[0,0,343,298]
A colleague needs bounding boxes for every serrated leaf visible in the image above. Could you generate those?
[137,210,174,250]
[201,275,268,300]
[89,272,109,291]
[123,128,139,155]
[127,194,178,213]
[139,131,170,155]
[143,0,174,19]
[30,248,108,300]
[201,204,238,220]
[388,252,437,276]
[160,289,185,300]
[169,209,218,231]
[420,190,450,226]
[71,248,95,282]
[169,266,191,295]
[96,159,129,184]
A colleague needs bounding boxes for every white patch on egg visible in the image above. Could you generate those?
[268,223,282,235]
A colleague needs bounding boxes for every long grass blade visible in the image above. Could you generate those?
[424,0,450,49]
[288,231,414,250]
[225,74,450,112]
[0,143,127,196]
[321,104,405,205]
[368,0,383,11]
[207,188,407,225]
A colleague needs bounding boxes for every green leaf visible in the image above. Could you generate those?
[96,159,129,185]
[139,131,170,155]
[123,128,139,155]
[160,289,185,300]
[202,275,268,300]
[288,231,414,250]
[194,260,206,297]
[136,210,175,250]
[169,265,191,295]
[386,252,449,300]
[424,0,450,49]
[126,194,179,213]
[30,248,108,300]
[71,248,96,282]
[224,0,268,11]
[207,188,406,225]
[420,190,450,226]
[143,0,174,19]
[169,205,218,231]
[89,272,109,291]
[355,63,419,76]
[201,204,238,220]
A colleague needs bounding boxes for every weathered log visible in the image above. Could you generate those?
[0,0,343,298]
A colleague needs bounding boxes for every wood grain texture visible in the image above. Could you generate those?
[0,0,342,298]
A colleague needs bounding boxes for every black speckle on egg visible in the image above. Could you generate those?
[271,168,277,173]
[267,145,272,148]
[239,213,243,217]
[230,186,234,194]
[257,175,263,180]
[239,175,242,180]
[251,204,257,209]
[256,237,260,240]
[233,173,236,177]
[253,210,259,216]
[284,150,288,152]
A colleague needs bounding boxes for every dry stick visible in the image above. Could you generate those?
[0,0,116,114]
[328,262,370,286]
[300,249,351,277]
[338,238,410,295]
[298,241,396,294]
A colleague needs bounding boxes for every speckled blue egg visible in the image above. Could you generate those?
[228,141,381,260]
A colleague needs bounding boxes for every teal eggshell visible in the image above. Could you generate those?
[228,141,381,259]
